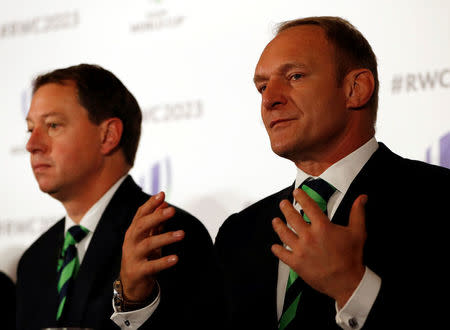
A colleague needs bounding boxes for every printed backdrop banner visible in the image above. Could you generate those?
[1,0,449,281]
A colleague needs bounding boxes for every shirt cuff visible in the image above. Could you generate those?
[335,267,381,330]
[111,282,161,329]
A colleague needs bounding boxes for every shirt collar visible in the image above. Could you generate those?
[295,137,379,195]
[64,175,128,234]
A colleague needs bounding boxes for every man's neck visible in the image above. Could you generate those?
[60,170,129,223]
[294,134,375,176]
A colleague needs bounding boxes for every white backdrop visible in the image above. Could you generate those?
[1,0,449,281]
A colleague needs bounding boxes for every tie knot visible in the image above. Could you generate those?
[300,178,336,209]
[67,225,89,244]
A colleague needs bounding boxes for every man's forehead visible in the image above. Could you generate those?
[267,25,328,54]
[254,25,332,71]
[26,111,65,122]
[27,82,83,121]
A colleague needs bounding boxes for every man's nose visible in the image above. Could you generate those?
[26,127,48,154]
[262,79,288,110]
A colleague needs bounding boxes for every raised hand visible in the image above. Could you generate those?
[272,189,368,307]
[120,191,185,302]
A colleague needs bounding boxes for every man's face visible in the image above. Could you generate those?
[26,82,104,202]
[254,25,351,164]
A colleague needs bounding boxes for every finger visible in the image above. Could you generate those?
[271,243,294,266]
[294,189,329,226]
[156,201,169,211]
[147,208,169,236]
[272,217,298,249]
[279,199,309,234]
[140,230,185,258]
[135,192,165,219]
[149,223,164,237]
[131,206,176,243]
[141,254,179,276]
[348,194,368,237]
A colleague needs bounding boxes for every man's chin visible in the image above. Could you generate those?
[271,143,298,161]
[37,183,60,199]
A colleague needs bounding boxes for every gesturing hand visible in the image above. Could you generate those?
[120,191,185,302]
[271,189,368,308]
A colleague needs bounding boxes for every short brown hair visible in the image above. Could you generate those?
[277,16,379,123]
[32,64,142,166]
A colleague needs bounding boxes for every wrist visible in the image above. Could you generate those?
[335,265,365,309]
[113,277,159,312]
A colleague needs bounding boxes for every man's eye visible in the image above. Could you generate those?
[258,85,267,93]
[48,123,59,129]
[290,73,303,81]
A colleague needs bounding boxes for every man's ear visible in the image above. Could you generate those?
[100,118,123,155]
[344,69,375,110]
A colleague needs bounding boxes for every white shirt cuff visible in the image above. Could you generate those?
[111,282,161,329]
[335,267,381,330]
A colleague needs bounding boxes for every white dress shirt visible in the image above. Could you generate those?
[276,137,382,330]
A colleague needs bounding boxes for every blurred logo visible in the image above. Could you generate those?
[0,216,56,237]
[0,11,79,39]
[391,68,450,94]
[142,99,203,123]
[425,132,450,169]
[129,0,184,33]
[138,157,172,196]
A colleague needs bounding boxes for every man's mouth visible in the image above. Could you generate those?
[32,163,51,172]
[270,118,294,128]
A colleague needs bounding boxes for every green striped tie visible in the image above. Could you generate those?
[278,178,336,330]
[56,225,89,321]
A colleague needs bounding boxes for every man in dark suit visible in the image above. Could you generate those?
[17,64,222,329]
[215,16,450,329]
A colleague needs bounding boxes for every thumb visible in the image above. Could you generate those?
[348,194,368,237]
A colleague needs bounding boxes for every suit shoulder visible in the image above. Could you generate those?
[18,219,63,269]
[21,219,62,255]
[217,185,292,235]
[406,158,449,176]
[374,143,450,182]
[168,203,212,242]
[116,177,212,243]
[395,155,450,182]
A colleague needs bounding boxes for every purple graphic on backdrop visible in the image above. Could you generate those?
[9,88,32,155]
[138,158,172,196]
[21,89,32,119]
[426,132,450,169]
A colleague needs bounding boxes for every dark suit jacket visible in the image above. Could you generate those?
[215,143,450,329]
[17,175,223,330]
[1,271,15,330]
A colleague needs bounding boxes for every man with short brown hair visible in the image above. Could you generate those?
[215,16,449,329]
[17,64,222,329]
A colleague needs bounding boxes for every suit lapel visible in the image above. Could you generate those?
[66,176,144,323]
[276,182,295,226]
[42,219,65,325]
[267,182,295,246]
[69,213,123,321]
[331,143,391,227]
[265,184,295,326]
